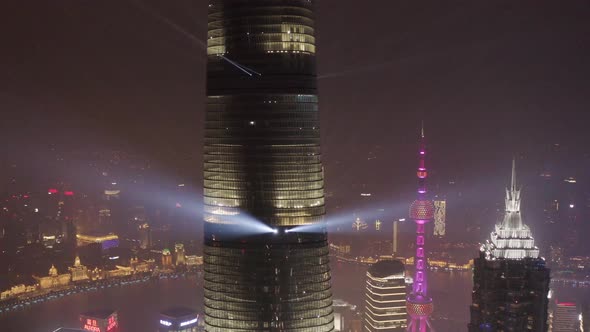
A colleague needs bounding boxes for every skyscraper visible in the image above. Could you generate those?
[582,302,589,332]
[433,200,446,237]
[364,260,407,331]
[549,299,579,332]
[203,1,333,331]
[406,126,435,332]
[469,160,550,332]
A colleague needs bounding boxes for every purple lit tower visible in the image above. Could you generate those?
[406,126,435,332]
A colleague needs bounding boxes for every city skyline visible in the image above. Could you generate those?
[1,1,590,331]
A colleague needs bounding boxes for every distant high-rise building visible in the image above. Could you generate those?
[138,223,151,249]
[433,200,446,237]
[333,299,362,332]
[549,299,579,332]
[392,219,399,257]
[549,245,565,268]
[353,217,369,231]
[406,126,436,332]
[363,260,407,331]
[582,302,589,332]
[469,160,550,332]
[203,1,333,331]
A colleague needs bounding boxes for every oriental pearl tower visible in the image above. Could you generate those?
[406,125,435,332]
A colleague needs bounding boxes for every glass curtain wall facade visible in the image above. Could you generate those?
[204,1,333,331]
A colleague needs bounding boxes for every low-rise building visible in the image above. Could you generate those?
[34,265,71,289]
[69,256,90,282]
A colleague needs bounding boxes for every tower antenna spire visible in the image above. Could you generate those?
[421,120,425,139]
[407,123,435,331]
[511,157,517,192]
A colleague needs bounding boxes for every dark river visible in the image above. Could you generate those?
[0,262,587,332]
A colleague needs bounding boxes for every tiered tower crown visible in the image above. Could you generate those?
[482,159,540,260]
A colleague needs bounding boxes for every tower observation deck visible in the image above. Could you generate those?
[406,126,435,332]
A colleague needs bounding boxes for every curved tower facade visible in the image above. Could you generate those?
[406,127,435,332]
[364,260,408,331]
[204,1,333,331]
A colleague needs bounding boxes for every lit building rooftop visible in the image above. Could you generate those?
[80,309,117,320]
[161,307,198,319]
[367,259,405,278]
[76,233,119,243]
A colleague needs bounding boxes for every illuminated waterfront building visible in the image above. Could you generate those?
[80,310,119,332]
[469,160,550,332]
[159,307,203,332]
[162,249,173,269]
[185,255,203,267]
[203,1,333,331]
[406,126,435,332]
[76,233,119,250]
[34,264,71,289]
[69,256,90,282]
[0,284,37,300]
[364,260,407,331]
[175,243,186,265]
[104,266,132,279]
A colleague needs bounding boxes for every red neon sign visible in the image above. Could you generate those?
[64,191,74,196]
[83,319,101,332]
[83,325,101,332]
[48,189,58,194]
[106,316,118,331]
[82,316,117,332]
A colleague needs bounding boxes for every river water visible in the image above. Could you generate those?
[0,263,587,332]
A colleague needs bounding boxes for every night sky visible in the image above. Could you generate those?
[3,1,590,223]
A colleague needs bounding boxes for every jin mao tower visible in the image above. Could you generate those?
[469,160,550,331]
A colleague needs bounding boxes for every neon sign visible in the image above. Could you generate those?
[82,316,117,332]
[83,319,101,332]
[106,316,117,331]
